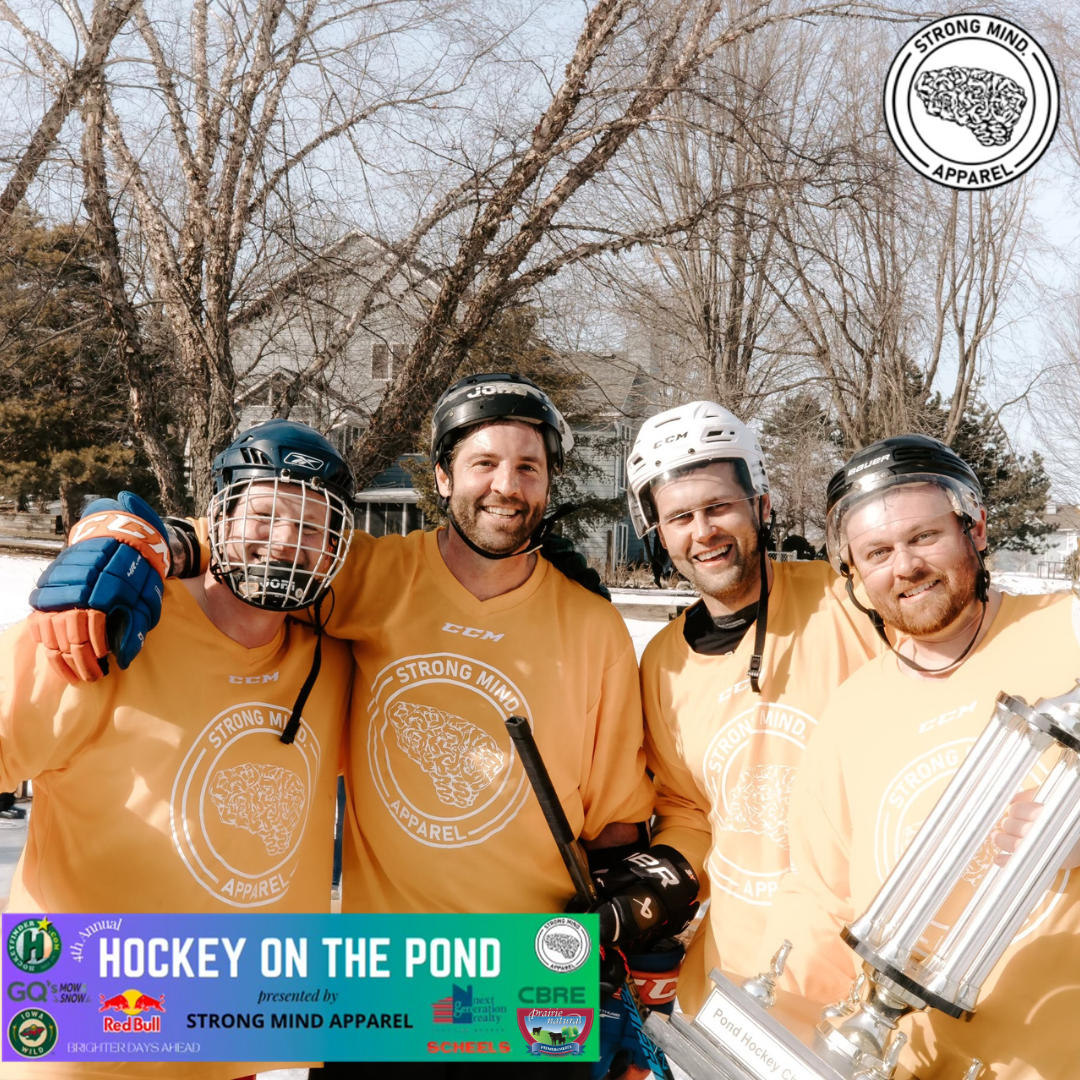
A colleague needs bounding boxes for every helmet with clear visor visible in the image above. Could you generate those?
[626,401,769,538]
[209,419,355,611]
[825,435,983,576]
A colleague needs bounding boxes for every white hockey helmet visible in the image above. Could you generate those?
[626,401,770,537]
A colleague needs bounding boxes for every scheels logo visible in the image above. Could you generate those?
[884,14,1058,190]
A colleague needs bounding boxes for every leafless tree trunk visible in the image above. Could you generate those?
[80,77,189,512]
[0,0,138,239]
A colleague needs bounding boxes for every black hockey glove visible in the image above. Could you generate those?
[541,535,611,601]
[589,845,700,950]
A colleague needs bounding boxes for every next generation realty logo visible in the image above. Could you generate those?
[884,15,1058,189]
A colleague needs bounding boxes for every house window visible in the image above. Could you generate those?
[614,522,628,564]
[371,342,407,380]
[361,501,425,537]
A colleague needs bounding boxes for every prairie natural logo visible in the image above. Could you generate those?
[884,15,1058,189]
[516,1007,593,1057]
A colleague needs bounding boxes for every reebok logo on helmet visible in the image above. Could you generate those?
[282,451,325,469]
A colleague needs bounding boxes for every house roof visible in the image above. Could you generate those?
[561,352,662,420]
[1041,503,1080,532]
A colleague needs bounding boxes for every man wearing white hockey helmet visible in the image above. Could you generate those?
[4,420,356,1080]
[768,435,1080,1080]
[626,401,881,1012]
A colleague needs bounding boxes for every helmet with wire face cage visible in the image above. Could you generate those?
[825,434,983,576]
[208,419,355,611]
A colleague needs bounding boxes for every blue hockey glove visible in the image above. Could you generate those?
[29,492,170,681]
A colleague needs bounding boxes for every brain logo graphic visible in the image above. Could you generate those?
[544,933,582,961]
[209,763,306,856]
[717,764,797,849]
[390,702,506,807]
[914,66,1027,147]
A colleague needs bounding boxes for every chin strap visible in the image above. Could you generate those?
[843,518,990,676]
[447,502,578,561]
[747,502,774,694]
[281,589,333,744]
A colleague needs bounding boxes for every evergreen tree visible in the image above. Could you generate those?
[0,211,155,529]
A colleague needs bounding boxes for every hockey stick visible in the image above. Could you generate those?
[505,714,676,1080]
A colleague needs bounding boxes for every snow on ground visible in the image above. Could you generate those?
[0,554,1071,650]
[0,554,49,632]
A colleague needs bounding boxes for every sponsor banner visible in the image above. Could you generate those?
[2,914,597,1063]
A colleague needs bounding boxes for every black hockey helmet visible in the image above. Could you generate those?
[430,372,573,474]
[212,418,355,505]
[826,435,983,575]
[208,419,355,614]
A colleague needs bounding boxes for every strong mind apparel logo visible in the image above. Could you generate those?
[170,701,323,907]
[884,15,1058,190]
[367,653,533,848]
[702,702,817,906]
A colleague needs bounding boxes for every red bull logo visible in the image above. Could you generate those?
[99,989,165,1033]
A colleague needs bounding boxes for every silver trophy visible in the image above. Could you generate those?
[646,681,1080,1080]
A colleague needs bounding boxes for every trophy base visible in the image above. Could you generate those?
[840,927,972,1021]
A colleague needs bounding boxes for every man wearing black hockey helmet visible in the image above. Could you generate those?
[823,434,991,673]
[10,419,355,1080]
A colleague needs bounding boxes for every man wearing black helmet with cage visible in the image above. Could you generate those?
[766,434,1080,1080]
[2,419,356,1080]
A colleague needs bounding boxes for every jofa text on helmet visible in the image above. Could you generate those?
[466,384,531,398]
[653,431,688,448]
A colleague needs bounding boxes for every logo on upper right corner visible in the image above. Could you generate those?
[883,14,1058,190]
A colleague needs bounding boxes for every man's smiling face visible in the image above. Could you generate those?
[653,460,766,612]
[845,483,986,638]
[436,420,549,555]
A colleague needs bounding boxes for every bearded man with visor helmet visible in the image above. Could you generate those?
[0,419,356,1080]
[622,401,882,1017]
[768,434,1080,1080]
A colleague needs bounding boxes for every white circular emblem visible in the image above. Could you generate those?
[534,918,591,974]
[367,652,533,849]
[883,14,1058,190]
[170,701,322,908]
